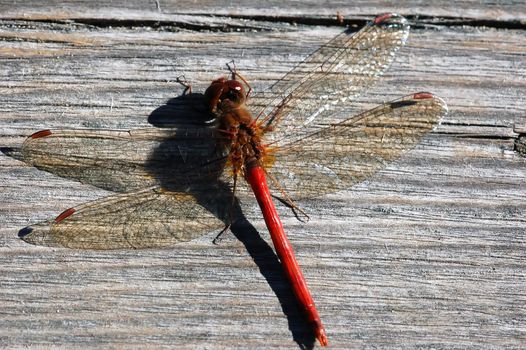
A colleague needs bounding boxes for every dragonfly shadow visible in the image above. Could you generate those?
[145,92,235,225]
[148,92,212,127]
[146,94,316,349]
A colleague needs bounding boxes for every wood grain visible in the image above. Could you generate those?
[1,2,525,349]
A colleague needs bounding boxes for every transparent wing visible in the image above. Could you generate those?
[249,13,409,145]
[265,93,448,199]
[19,186,232,249]
[12,127,227,193]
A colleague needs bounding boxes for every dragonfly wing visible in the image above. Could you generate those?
[266,93,448,199]
[19,186,231,249]
[249,13,409,144]
[10,127,226,193]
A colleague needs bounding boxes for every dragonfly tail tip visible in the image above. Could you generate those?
[313,323,329,347]
[316,331,329,347]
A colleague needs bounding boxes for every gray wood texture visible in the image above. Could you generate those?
[1,1,525,349]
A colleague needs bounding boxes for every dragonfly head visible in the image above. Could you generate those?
[205,77,246,114]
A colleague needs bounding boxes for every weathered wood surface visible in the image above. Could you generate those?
[1,1,525,349]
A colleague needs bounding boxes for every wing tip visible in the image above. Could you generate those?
[413,92,434,100]
[373,13,408,26]
[55,207,76,223]
[30,129,53,139]
[18,226,33,239]
[18,221,71,248]
[18,223,53,247]
[0,147,22,160]
[413,91,449,114]
[19,209,77,247]
[371,13,409,46]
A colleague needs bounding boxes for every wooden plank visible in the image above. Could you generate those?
[0,1,524,21]
[1,3,525,349]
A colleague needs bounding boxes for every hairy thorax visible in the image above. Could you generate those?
[204,77,271,177]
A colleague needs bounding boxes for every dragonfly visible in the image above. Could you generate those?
[3,13,448,347]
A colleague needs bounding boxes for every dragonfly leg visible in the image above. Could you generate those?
[336,11,344,25]
[265,169,310,222]
[213,171,240,245]
[213,224,232,244]
[226,60,252,98]
[216,128,237,138]
[175,75,193,95]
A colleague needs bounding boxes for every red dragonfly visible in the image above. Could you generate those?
[4,13,447,346]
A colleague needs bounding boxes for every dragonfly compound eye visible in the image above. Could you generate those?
[224,80,246,105]
[205,78,246,113]
[204,78,227,113]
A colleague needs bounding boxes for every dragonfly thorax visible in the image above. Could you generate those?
[221,111,266,176]
[205,76,267,174]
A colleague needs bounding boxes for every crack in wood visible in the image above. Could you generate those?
[2,14,524,32]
